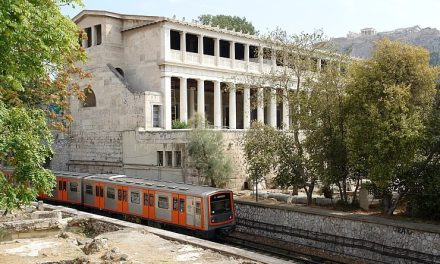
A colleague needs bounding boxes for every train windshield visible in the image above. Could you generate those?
[210,193,232,215]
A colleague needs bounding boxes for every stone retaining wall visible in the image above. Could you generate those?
[235,200,440,264]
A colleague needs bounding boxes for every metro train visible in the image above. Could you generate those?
[39,171,235,238]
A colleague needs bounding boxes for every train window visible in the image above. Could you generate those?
[118,189,122,201]
[143,193,149,205]
[158,195,169,209]
[149,194,154,206]
[123,190,127,201]
[63,181,67,191]
[70,182,78,192]
[173,197,178,211]
[58,181,63,191]
[131,191,140,204]
[179,198,185,213]
[85,184,93,195]
[95,186,100,197]
[107,187,115,199]
[195,201,201,215]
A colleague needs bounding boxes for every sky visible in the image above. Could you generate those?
[62,0,440,38]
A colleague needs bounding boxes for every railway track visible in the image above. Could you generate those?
[220,231,342,264]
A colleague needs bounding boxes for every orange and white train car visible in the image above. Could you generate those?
[40,171,235,237]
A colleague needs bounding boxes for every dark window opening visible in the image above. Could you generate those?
[85,27,92,48]
[157,151,163,166]
[170,30,181,50]
[175,151,182,167]
[143,193,149,205]
[179,198,185,213]
[95,24,102,45]
[83,88,96,107]
[195,201,201,215]
[173,197,178,211]
[115,67,124,77]
[249,45,258,62]
[263,47,272,64]
[85,185,93,195]
[186,33,198,53]
[131,191,140,204]
[118,189,122,201]
[276,50,284,66]
[166,151,172,167]
[235,43,245,60]
[203,37,214,55]
[210,193,232,215]
[321,59,327,71]
[107,187,115,199]
[70,182,78,192]
[220,40,230,58]
[158,196,169,209]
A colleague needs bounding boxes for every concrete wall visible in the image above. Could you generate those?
[235,200,440,263]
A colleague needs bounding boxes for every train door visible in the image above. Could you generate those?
[194,197,202,228]
[178,194,186,226]
[95,182,104,209]
[117,185,128,213]
[171,194,179,225]
[148,190,155,219]
[142,190,149,218]
[57,177,67,201]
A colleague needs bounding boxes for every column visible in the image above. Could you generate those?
[214,80,222,129]
[257,87,264,123]
[181,31,186,62]
[229,83,236,129]
[162,27,171,61]
[269,88,277,128]
[197,79,205,120]
[162,76,172,130]
[179,77,188,123]
[189,87,195,118]
[282,89,289,130]
[91,26,97,46]
[199,34,204,64]
[231,41,235,68]
[243,86,251,129]
[215,38,220,66]
[244,44,249,70]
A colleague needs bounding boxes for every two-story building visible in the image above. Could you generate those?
[51,10,329,190]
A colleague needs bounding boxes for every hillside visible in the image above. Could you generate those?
[331,26,440,65]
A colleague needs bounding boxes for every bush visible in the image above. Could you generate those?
[172,119,189,129]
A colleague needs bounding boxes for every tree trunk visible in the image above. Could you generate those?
[351,177,360,205]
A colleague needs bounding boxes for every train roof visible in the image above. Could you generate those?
[53,171,229,196]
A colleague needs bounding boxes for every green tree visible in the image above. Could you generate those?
[0,0,88,211]
[243,122,278,201]
[187,115,232,187]
[0,104,54,212]
[346,39,438,215]
[198,14,257,35]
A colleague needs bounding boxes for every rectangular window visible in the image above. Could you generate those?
[158,195,169,209]
[166,151,173,167]
[157,151,163,166]
[179,198,185,213]
[175,151,182,167]
[170,30,180,50]
[107,187,115,199]
[85,27,92,48]
[85,184,93,195]
[149,194,154,206]
[220,40,230,58]
[94,24,102,45]
[185,33,198,53]
[118,189,122,201]
[58,181,63,191]
[173,197,178,211]
[70,182,78,192]
[195,201,201,215]
[153,105,161,128]
[130,191,140,204]
[144,193,149,206]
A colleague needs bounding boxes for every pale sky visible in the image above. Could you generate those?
[61,0,440,38]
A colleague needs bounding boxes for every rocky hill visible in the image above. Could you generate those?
[331,26,440,65]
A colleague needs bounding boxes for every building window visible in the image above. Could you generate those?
[157,151,163,166]
[115,67,124,77]
[94,24,102,45]
[153,105,161,127]
[85,184,93,195]
[83,88,96,107]
[170,30,180,50]
[249,45,258,62]
[166,151,172,167]
[85,27,92,48]
[186,33,198,53]
[107,187,115,199]
[203,37,214,55]
[70,182,78,192]
[175,151,182,167]
[235,43,245,60]
[130,191,140,204]
[220,40,230,58]
[158,195,169,209]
